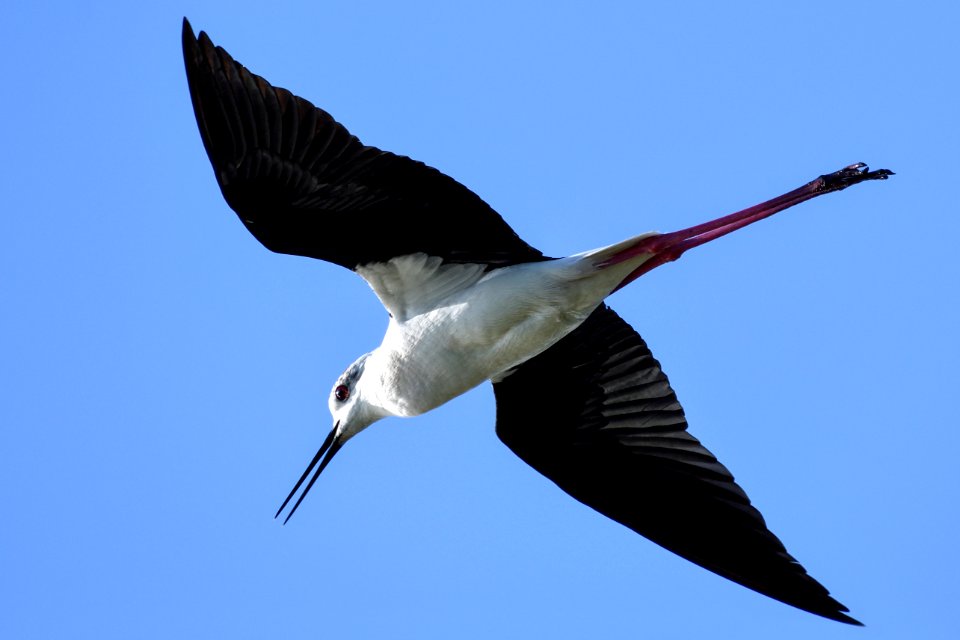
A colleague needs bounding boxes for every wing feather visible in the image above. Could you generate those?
[493,304,859,624]
[182,19,545,271]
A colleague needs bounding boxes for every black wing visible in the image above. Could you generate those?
[493,305,859,625]
[182,19,545,270]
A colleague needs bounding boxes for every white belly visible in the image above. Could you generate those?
[363,256,639,417]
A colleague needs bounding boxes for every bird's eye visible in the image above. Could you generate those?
[334,384,350,402]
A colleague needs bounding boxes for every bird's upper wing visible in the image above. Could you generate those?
[182,19,545,274]
[493,304,859,625]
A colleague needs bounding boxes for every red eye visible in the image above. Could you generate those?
[334,385,350,402]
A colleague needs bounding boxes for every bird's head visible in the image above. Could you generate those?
[328,352,387,440]
[275,353,385,523]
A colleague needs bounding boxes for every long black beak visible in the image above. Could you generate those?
[275,422,345,524]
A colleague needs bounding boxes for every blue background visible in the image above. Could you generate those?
[3,2,957,638]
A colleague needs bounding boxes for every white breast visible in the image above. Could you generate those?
[357,251,648,418]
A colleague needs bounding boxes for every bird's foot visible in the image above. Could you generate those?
[818,163,894,194]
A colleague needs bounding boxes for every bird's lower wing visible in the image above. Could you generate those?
[492,304,859,624]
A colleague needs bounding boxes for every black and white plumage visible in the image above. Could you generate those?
[182,18,891,625]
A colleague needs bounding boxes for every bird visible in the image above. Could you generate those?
[182,18,891,625]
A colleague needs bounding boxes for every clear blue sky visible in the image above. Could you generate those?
[2,2,957,638]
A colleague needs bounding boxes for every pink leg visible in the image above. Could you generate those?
[609,163,893,291]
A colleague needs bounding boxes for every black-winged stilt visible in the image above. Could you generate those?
[182,19,890,625]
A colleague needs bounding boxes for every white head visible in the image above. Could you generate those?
[276,352,387,523]
[328,352,389,441]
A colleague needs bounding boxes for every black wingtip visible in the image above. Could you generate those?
[182,18,217,71]
[182,17,195,48]
[824,609,864,626]
[181,18,203,77]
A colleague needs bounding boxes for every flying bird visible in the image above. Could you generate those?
[182,18,891,625]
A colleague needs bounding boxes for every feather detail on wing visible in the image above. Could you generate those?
[493,304,859,625]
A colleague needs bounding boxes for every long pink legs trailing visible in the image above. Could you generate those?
[607,163,893,291]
